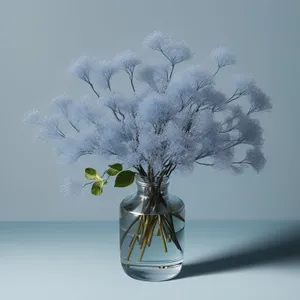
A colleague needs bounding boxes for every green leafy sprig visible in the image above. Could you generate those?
[85,163,136,196]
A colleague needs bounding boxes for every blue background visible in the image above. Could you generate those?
[1,0,299,221]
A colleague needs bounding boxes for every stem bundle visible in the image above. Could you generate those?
[121,172,184,261]
[121,212,184,261]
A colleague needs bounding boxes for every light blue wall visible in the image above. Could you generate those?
[1,0,299,221]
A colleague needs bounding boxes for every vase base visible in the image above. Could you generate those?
[121,261,183,282]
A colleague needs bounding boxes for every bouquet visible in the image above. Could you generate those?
[24,31,272,260]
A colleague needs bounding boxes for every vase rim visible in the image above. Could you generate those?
[135,174,170,186]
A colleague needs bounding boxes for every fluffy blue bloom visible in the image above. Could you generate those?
[24,30,272,194]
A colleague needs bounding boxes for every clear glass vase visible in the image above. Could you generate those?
[119,175,185,281]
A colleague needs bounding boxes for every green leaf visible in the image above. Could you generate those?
[91,181,103,196]
[107,163,123,176]
[107,169,119,176]
[85,168,102,180]
[114,170,136,187]
[109,163,123,171]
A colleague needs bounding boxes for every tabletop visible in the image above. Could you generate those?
[0,220,299,300]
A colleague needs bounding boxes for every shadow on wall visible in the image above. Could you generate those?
[174,223,300,280]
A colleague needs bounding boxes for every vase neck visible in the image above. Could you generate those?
[135,175,169,199]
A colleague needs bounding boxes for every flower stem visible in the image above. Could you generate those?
[172,212,185,223]
[126,218,142,261]
[129,217,142,248]
[161,216,171,242]
[139,237,148,261]
[139,215,145,245]
[158,216,167,252]
[147,216,158,246]
[140,215,150,248]
[139,216,154,260]
[120,216,139,247]
[126,235,138,261]
[162,216,182,252]
[155,225,161,236]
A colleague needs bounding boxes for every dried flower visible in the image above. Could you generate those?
[23,109,42,125]
[25,30,272,196]
[93,60,118,90]
[142,30,170,50]
[114,50,141,75]
[69,56,94,83]
[244,147,266,172]
[234,74,256,95]
[211,47,236,68]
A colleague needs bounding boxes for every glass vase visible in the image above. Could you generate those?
[119,175,185,281]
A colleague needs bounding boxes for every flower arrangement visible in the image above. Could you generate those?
[24,31,271,261]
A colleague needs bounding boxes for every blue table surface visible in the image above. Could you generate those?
[0,220,299,300]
